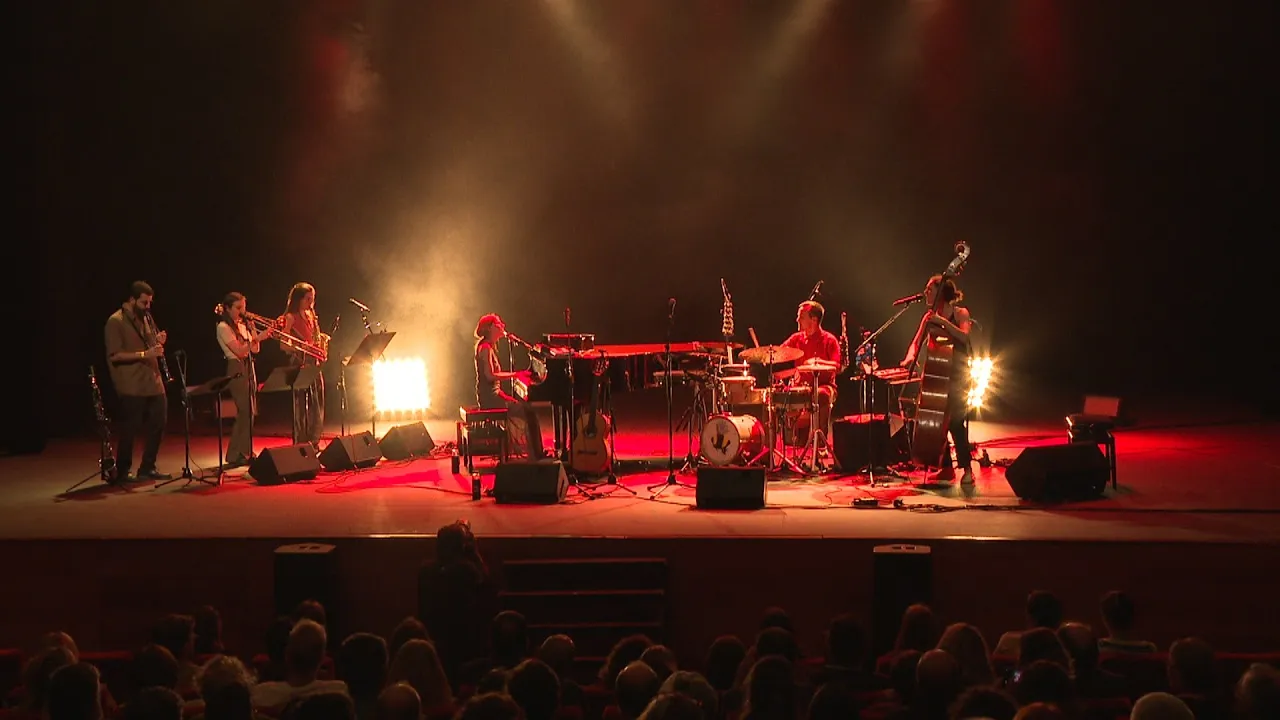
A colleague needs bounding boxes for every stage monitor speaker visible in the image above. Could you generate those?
[379,422,435,460]
[250,443,321,485]
[319,431,382,471]
[832,415,908,471]
[493,460,568,504]
[1005,444,1109,502]
[695,466,767,510]
[871,544,932,659]
[274,543,338,643]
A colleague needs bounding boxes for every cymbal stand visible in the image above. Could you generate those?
[748,358,802,474]
[798,378,825,474]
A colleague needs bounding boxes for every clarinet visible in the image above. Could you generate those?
[144,311,173,384]
[839,312,850,373]
[89,366,118,482]
[720,279,735,364]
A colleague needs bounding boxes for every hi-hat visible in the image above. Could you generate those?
[795,358,838,373]
[739,345,803,364]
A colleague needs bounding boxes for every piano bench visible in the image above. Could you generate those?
[1066,413,1117,490]
[457,407,510,475]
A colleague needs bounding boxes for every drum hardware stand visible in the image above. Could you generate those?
[751,357,804,475]
[678,374,710,474]
[157,350,218,489]
[649,298,694,497]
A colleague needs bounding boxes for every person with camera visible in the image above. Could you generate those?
[418,520,496,685]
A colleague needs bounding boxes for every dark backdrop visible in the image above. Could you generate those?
[11,0,1276,445]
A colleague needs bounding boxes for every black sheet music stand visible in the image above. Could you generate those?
[170,374,237,486]
[340,331,394,436]
[259,365,322,441]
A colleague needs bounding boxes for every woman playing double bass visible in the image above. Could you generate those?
[900,274,974,484]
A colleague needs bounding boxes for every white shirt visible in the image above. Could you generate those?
[217,320,256,360]
[250,679,348,709]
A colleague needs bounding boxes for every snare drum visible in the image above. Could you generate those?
[770,384,813,409]
[700,414,765,466]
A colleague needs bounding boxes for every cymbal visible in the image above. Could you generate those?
[693,341,744,354]
[739,345,803,364]
[795,358,838,372]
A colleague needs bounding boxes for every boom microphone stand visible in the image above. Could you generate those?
[649,298,694,498]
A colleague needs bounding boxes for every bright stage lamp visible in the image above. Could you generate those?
[967,355,995,410]
[372,357,430,415]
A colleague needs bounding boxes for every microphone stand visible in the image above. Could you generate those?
[649,300,694,497]
[851,301,918,486]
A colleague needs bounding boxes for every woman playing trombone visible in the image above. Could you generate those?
[216,293,274,465]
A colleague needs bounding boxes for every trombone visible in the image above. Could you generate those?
[213,304,328,363]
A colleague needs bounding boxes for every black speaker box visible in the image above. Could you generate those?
[319,431,383,471]
[250,443,321,485]
[832,415,908,471]
[871,544,932,659]
[695,466,767,510]
[1006,444,1109,502]
[274,543,338,639]
[493,460,568,504]
[379,422,435,460]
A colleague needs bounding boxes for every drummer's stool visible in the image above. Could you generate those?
[455,407,509,474]
[1065,396,1120,489]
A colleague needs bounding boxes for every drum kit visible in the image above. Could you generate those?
[685,343,839,474]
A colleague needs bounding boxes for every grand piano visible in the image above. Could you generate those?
[512,333,710,456]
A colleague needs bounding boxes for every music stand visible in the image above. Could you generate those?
[157,373,236,489]
[340,331,395,436]
[259,365,323,441]
[184,374,237,485]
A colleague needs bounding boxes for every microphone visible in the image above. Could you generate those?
[893,292,925,306]
[564,307,571,328]
[348,297,370,312]
[668,297,677,320]
[809,280,823,300]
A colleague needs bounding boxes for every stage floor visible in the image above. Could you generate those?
[3,408,1279,544]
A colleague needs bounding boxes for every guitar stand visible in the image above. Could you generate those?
[579,382,635,496]
[68,442,117,494]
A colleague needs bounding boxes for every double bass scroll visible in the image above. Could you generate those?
[909,241,971,467]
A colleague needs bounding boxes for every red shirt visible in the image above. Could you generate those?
[783,329,841,385]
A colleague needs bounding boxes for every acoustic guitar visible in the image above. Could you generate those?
[571,358,613,475]
[910,241,971,467]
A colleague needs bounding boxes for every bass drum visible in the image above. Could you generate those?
[700,414,765,467]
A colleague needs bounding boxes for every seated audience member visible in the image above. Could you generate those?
[1097,590,1157,654]
[994,591,1064,658]
[388,617,429,661]
[806,682,859,720]
[1013,660,1077,717]
[251,619,347,710]
[912,649,962,720]
[288,692,355,720]
[876,604,941,675]
[507,658,561,720]
[937,623,996,688]
[701,636,746,693]
[337,632,388,720]
[260,617,295,682]
[538,634,584,707]
[1167,637,1223,718]
[121,687,183,720]
[637,693,703,720]
[741,656,795,720]
[375,683,421,720]
[419,521,495,682]
[1013,702,1066,720]
[47,663,103,720]
[948,685,1019,720]
[640,646,678,684]
[1235,663,1280,720]
[292,600,328,628]
[1016,628,1071,673]
[152,614,200,696]
[760,607,794,634]
[616,662,661,720]
[1056,622,1125,698]
[814,613,882,692]
[458,610,530,688]
[133,644,180,693]
[16,646,76,716]
[1131,691,1195,720]
[659,672,717,718]
[477,668,510,695]
[599,635,654,689]
[456,692,523,720]
[193,605,225,656]
[386,639,454,715]
[197,655,255,720]
[40,631,82,660]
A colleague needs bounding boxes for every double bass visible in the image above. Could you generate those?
[910,241,971,467]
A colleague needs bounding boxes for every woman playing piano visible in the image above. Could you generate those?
[475,314,546,459]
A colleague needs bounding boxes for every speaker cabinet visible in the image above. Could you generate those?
[695,466,767,510]
[832,415,908,471]
[319,432,383,471]
[274,543,338,640]
[493,460,568,504]
[379,422,435,460]
[1006,444,1109,502]
[871,544,932,659]
[250,444,321,485]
